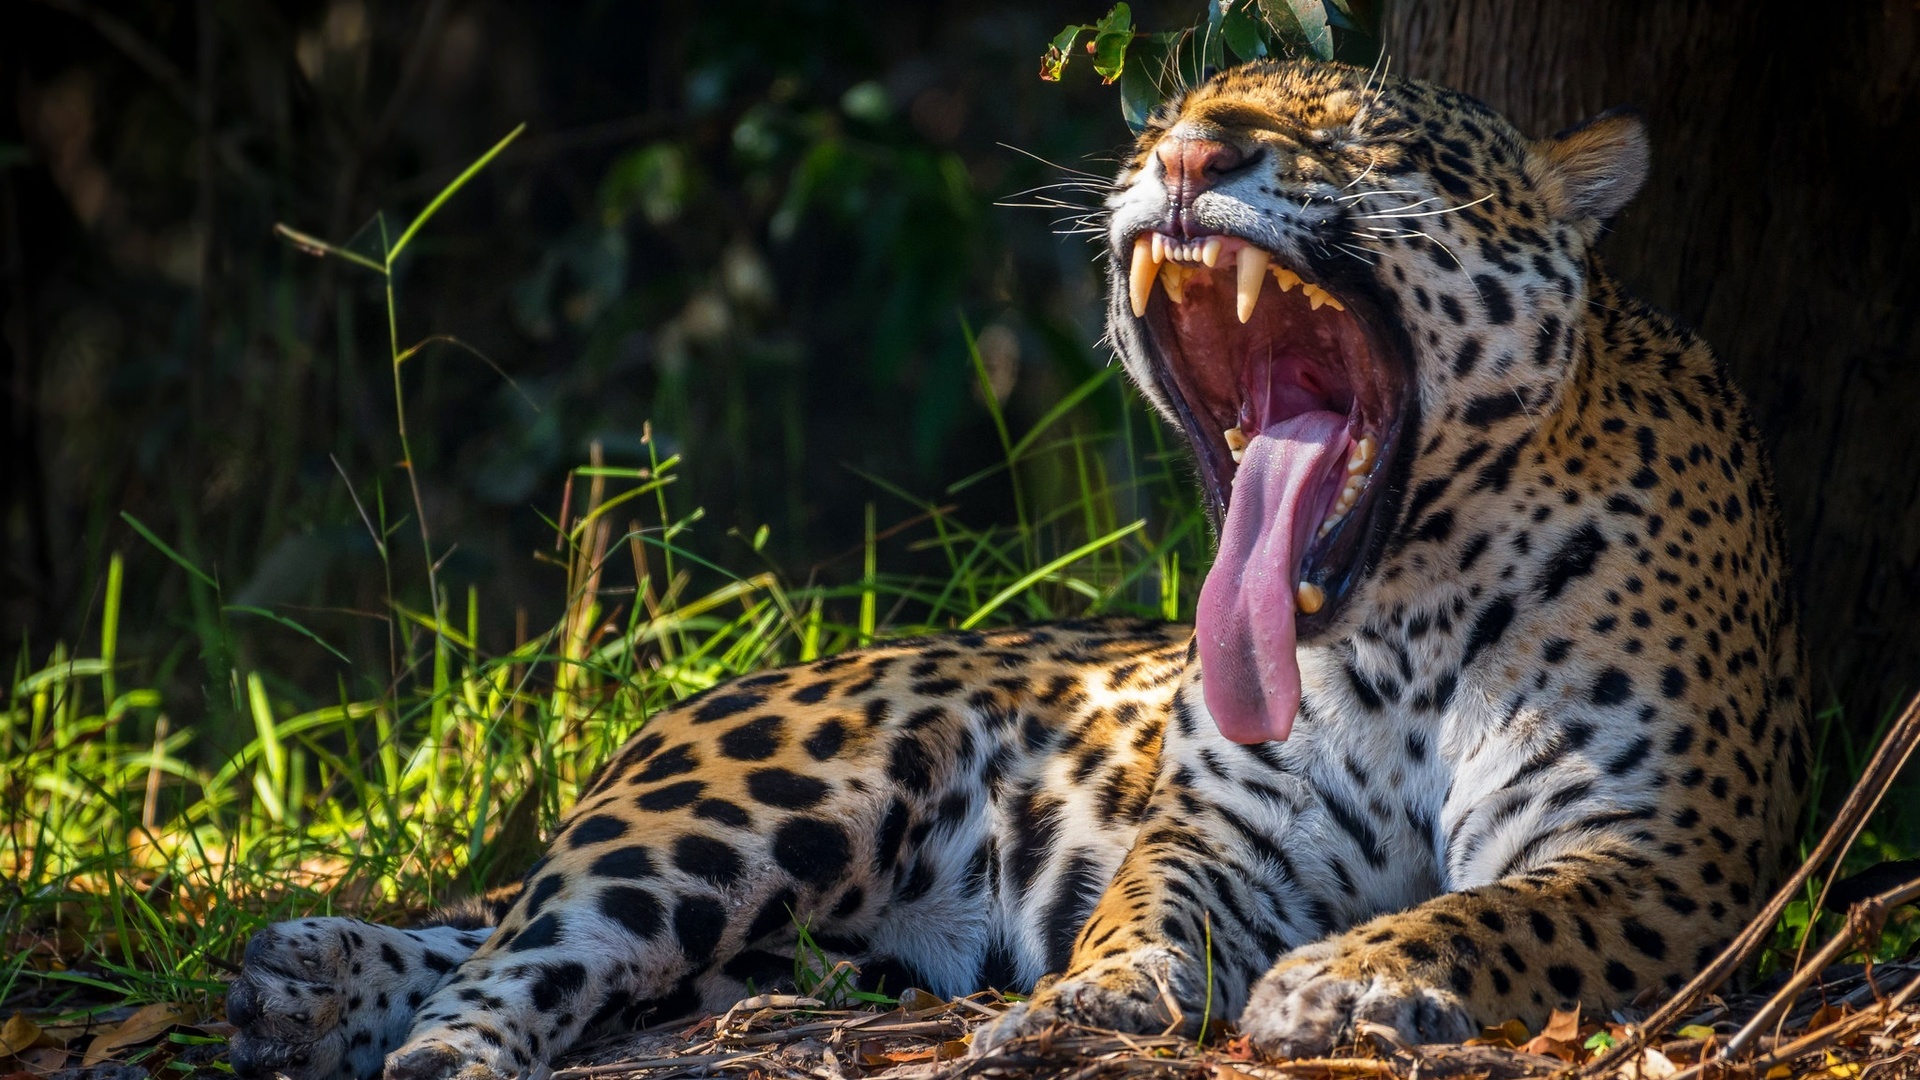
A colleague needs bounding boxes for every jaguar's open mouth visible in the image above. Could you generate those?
[1126,230,1412,743]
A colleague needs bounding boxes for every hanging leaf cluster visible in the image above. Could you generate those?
[1040,1,1379,132]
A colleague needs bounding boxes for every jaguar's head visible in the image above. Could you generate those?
[1104,60,1648,742]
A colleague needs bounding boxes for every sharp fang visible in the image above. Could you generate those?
[1202,237,1223,267]
[1272,267,1301,293]
[1296,582,1325,615]
[1129,236,1161,318]
[1237,247,1270,323]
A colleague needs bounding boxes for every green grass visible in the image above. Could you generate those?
[0,130,1206,1028]
[0,377,1204,1017]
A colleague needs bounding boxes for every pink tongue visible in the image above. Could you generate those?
[1196,410,1349,743]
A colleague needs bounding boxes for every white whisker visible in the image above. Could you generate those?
[1359,191,1496,220]
[994,142,1107,180]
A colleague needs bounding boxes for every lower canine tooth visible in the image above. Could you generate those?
[1296,582,1325,615]
[1161,263,1191,303]
[1237,247,1270,323]
[1129,236,1162,317]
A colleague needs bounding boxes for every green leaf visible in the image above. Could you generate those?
[1221,1,1271,61]
[1583,1030,1617,1051]
[1118,38,1167,132]
[1089,3,1135,83]
[1040,24,1088,81]
[1258,0,1335,60]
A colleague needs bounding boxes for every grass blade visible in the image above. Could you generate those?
[959,519,1146,630]
[224,606,353,665]
[387,124,526,268]
[120,512,217,589]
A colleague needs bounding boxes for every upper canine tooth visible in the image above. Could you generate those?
[1129,236,1162,317]
[1202,237,1223,267]
[1272,267,1301,292]
[1237,247,1270,323]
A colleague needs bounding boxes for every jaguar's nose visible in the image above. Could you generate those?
[1155,137,1246,201]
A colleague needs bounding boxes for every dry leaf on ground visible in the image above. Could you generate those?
[82,1002,197,1066]
[0,1016,47,1058]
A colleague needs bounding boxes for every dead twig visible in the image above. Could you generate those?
[1580,687,1920,1076]
[1717,872,1920,1059]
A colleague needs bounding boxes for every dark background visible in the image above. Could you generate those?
[4,1,1916,734]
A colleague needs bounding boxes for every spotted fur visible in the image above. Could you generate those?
[226,59,1806,1080]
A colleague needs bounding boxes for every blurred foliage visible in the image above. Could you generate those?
[1042,1,1377,130]
[2,0,1230,740]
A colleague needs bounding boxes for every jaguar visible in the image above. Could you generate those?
[225,58,1807,1080]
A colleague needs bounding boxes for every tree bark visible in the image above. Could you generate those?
[1383,1,1920,731]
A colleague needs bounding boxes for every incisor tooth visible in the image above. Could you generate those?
[1296,582,1325,615]
[1150,232,1166,264]
[1223,427,1249,453]
[1237,247,1270,323]
[1202,237,1223,267]
[1129,236,1161,318]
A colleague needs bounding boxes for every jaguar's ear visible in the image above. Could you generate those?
[1532,107,1650,227]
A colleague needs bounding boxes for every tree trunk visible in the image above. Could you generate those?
[1383,1,1920,731]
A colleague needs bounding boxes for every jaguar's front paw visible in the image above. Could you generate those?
[226,919,376,1080]
[971,949,1203,1057]
[1239,943,1473,1058]
[226,919,480,1080]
